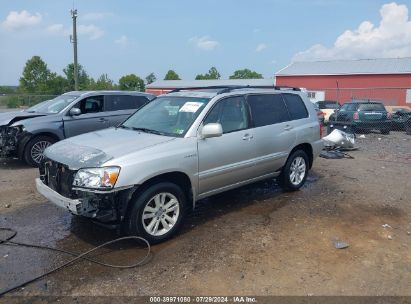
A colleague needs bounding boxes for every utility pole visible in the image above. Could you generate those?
[70,9,79,91]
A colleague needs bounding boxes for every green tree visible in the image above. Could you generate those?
[63,63,92,91]
[145,72,157,84]
[0,86,17,94]
[91,74,115,90]
[195,67,221,80]
[229,68,263,79]
[19,56,52,93]
[47,73,69,95]
[119,74,145,91]
[164,70,181,80]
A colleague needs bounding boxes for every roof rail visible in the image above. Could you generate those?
[167,85,301,95]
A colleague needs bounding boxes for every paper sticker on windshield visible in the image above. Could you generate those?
[179,102,204,113]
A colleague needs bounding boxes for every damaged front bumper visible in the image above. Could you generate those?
[36,178,84,214]
[37,159,135,225]
[0,125,21,157]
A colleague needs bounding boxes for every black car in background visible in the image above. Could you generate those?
[391,108,411,131]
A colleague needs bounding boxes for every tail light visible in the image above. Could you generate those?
[353,112,359,120]
[319,123,323,138]
[387,112,392,119]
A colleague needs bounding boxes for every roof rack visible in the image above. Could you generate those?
[167,85,301,95]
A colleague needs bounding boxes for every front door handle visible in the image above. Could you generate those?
[242,134,254,140]
[284,125,293,131]
[98,118,108,123]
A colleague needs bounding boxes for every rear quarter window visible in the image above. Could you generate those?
[282,93,308,120]
[247,94,290,127]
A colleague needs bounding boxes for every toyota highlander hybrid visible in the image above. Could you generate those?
[36,86,323,243]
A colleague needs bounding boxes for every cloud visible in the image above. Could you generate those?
[115,35,129,48]
[293,2,411,61]
[46,23,70,36]
[256,43,267,52]
[189,36,219,51]
[1,10,42,31]
[82,12,112,21]
[77,24,104,40]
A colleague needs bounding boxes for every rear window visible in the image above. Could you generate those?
[359,103,386,111]
[247,94,290,127]
[105,95,149,111]
[283,94,308,120]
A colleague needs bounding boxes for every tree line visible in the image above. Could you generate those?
[0,55,264,105]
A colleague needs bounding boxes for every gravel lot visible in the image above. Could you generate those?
[0,131,410,297]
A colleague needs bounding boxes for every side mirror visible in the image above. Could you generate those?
[201,123,223,139]
[69,108,81,116]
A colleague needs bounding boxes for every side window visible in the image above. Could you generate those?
[283,94,309,120]
[204,96,249,134]
[75,95,104,114]
[105,95,149,111]
[247,94,290,127]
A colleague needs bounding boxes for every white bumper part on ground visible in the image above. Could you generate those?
[35,178,82,215]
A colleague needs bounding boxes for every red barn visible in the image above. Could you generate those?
[275,58,411,106]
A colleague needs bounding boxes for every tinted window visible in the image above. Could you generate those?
[283,94,308,120]
[359,103,386,111]
[74,95,104,114]
[105,95,148,111]
[204,96,249,133]
[247,94,290,127]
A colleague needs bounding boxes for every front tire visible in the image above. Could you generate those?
[24,135,56,167]
[125,182,187,244]
[279,150,309,191]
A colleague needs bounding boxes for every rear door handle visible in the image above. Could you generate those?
[98,118,109,123]
[242,134,254,140]
[284,125,293,131]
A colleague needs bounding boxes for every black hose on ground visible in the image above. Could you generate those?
[0,228,151,297]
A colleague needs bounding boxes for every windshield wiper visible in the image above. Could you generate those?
[130,127,166,135]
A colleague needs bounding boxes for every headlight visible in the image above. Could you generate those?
[10,123,26,133]
[73,166,120,190]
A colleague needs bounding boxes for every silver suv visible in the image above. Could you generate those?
[36,86,323,243]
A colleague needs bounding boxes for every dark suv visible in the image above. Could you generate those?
[0,91,155,166]
[328,100,392,134]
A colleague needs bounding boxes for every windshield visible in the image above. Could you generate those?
[318,101,340,109]
[121,96,210,137]
[26,95,79,113]
[340,103,359,111]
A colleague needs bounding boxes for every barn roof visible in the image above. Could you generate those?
[276,57,411,76]
[146,79,274,89]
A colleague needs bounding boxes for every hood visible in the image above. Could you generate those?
[44,127,176,169]
[0,111,47,126]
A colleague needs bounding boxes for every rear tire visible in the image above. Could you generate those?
[125,182,187,244]
[24,135,56,167]
[279,150,309,191]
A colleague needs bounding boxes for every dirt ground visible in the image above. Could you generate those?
[0,132,410,297]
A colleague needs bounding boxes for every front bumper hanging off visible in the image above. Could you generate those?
[35,178,84,215]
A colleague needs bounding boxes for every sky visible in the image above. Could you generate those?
[1,0,411,85]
